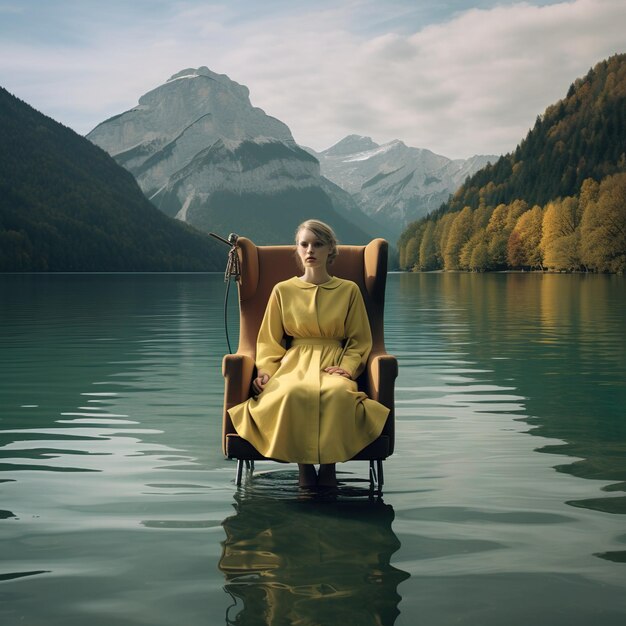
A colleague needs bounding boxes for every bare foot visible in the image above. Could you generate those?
[298,464,317,488]
[317,464,337,488]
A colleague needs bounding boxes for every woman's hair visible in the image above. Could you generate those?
[294,219,339,268]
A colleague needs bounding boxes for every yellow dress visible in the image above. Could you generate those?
[228,276,390,464]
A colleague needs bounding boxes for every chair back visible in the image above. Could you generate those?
[234,237,389,361]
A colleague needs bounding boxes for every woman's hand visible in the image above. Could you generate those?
[323,366,352,379]
[252,371,271,395]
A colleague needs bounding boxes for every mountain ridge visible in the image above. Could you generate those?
[309,136,497,236]
[0,86,223,271]
[88,67,388,245]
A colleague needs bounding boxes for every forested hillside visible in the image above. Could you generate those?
[398,54,626,273]
[0,87,224,271]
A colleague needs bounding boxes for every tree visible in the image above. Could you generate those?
[444,207,473,270]
[541,196,582,270]
[460,228,490,271]
[433,212,458,269]
[580,172,626,272]
[485,201,527,268]
[404,236,420,270]
[507,229,525,269]
[419,221,438,270]
[508,205,544,269]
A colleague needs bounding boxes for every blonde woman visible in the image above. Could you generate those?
[228,220,389,488]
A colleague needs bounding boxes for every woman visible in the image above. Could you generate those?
[228,220,389,488]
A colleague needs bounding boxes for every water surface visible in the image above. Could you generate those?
[1,272,625,625]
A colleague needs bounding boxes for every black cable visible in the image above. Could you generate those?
[223,276,233,354]
[210,232,241,355]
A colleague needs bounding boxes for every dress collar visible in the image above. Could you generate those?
[291,276,342,290]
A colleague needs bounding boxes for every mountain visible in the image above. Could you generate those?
[309,135,497,236]
[397,54,626,274]
[87,67,386,245]
[0,86,224,271]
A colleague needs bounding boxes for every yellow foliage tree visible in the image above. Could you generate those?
[404,236,420,270]
[444,207,473,270]
[541,196,582,270]
[508,205,544,269]
[580,172,626,272]
[435,212,458,268]
[419,221,438,270]
[460,228,489,271]
[486,201,528,268]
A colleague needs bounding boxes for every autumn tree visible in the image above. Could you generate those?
[433,212,457,269]
[419,221,438,270]
[460,228,489,271]
[541,196,582,270]
[404,236,420,270]
[580,172,626,272]
[443,207,473,270]
[508,205,544,269]
[485,200,528,268]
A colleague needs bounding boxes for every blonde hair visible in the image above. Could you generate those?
[294,219,339,268]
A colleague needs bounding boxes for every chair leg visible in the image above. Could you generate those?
[235,459,244,486]
[377,459,384,490]
[369,460,377,489]
[369,460,384,493]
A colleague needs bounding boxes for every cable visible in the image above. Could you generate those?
[210,232,241,355]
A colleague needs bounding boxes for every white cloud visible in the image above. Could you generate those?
[0,0,624,158]
[227,0,626,157]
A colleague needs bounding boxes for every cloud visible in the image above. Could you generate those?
[228,0,626,157]
[0,0,624,158]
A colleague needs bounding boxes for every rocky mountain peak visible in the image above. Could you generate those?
[323,135,380,156]
[165,66,251,101]
[88,66,294,159]
[86,67,381,245]
[313,135,497,233]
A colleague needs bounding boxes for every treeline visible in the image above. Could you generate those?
[441,54,626,214]
[398,54,626,274]
[398,171,625,273]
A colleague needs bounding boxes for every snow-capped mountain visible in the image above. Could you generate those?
[310,135,498,235]
[87,68,382,244]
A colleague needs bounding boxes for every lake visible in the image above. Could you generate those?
[1,272,625,625]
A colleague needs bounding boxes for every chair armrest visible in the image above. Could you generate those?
[222,353,255,454]
[365,352,398,407]
[365,352,397,456]
[222,353,256,408]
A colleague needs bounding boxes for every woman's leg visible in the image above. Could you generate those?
[317,463,337,487]
[298,463,317,488]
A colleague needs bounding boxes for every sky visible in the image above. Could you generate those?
[0,0,625,159]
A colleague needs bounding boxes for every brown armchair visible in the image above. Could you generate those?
[221,237,397,490]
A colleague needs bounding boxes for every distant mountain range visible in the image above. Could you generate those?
[0,86,224,271]
[88,67,495,243]
[87,67,384,245]
[308,136,496,235]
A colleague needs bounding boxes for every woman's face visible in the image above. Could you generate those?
[296,228,330,270]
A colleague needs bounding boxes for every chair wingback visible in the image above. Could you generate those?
[234,237,389,359]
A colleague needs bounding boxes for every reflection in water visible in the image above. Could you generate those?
[219,481,409,626]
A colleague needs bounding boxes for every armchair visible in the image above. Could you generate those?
[221,237,397,490]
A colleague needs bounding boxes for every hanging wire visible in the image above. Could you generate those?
[210,232,240,354]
